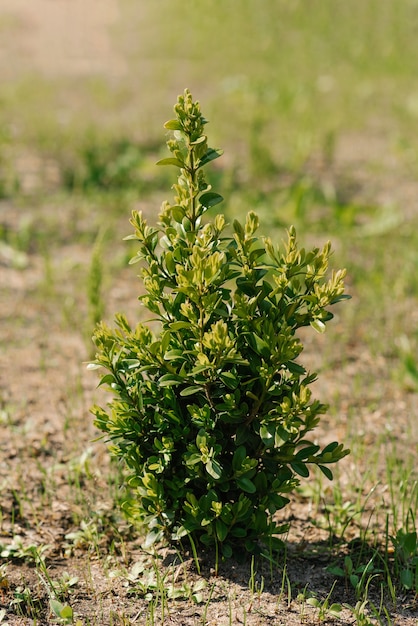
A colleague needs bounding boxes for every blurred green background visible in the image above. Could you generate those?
[1,0,418,385]
[2,0,418,192]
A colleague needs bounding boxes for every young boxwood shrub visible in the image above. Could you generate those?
[90,89,350,560]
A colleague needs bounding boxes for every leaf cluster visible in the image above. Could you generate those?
[91,89,350,558]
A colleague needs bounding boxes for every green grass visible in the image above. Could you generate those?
[1,1,418,624]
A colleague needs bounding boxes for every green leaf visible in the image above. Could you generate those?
[60,606,74,619]
[290,461,309,477]
[196,429,207,448]
[159,374,184,387]
[326,566,345,577]
[349,574,359,588]
[49,600,73,620]
[164,349,185,361]
[206,459,223,480]
[221,543,233,558]
[402,531,417,554]
[180,385,203,397]
[329,604,343,616]
[318,464,333,480]
[236,476,256,493]
[190,135,206,145]
[216,519,228,542]
[236,277,257,296]
[86,362,101,370]
[98,374,115,386]
[286,361,306,375]
[200,533,212,545]
[171,206,186,223]
[164,119,183,130]
[185,453,202,467]
[156,157,184,168]
[295,444,320,459]
[233,219,245,239]
[284,301,298,321]
[170,321,192,331]
[249,247,266,263]
[322,441,338,454]
[199,191,224,209]
[230,527,246,537]
[260,424,275,447]
[143,529,163,549]
[232,446,247,472]
[219,371,238,389]
[123,359,141,369]
[50,599,65,618]
[199,147,223,167]
[310,318,326,333]
[249,334,270,359]
[401,568,414,589]
[330,294,351,304]
[253,471,268,492]
[161,330,171,353]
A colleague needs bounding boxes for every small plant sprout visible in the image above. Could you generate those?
[327,553,383,600]
[306,581,343,621]
[391,525,418,591]
[91,89,350,561]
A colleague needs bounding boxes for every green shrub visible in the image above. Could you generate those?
[90,89,350,560]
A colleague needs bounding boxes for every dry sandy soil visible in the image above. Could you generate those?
[1,2,418,625]
[0,0,124,78]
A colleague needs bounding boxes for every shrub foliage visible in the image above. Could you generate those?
[91,90,350,558]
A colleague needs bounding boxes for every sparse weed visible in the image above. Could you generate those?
[344,599,374,626]
[51,571,80,598]
[397,334,418,391]
[201,581,216,625]
[1,539,79,622]
[248,555,264,600]
[88,228,106,333]
[62,135,145,193]
[391,524,418,592]
[316,481,379,545]
[386,459,418,532]
[64,520,104,557]
[0,537,49,562]
[0,126,19,199]
[277,563,292,609]
[122,558,206,606]
[327,554,383,599]
[9,585,41,619]
[49,598,76,624]
[305,581,343,621]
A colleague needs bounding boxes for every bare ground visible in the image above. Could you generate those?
[0,164,417,626]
